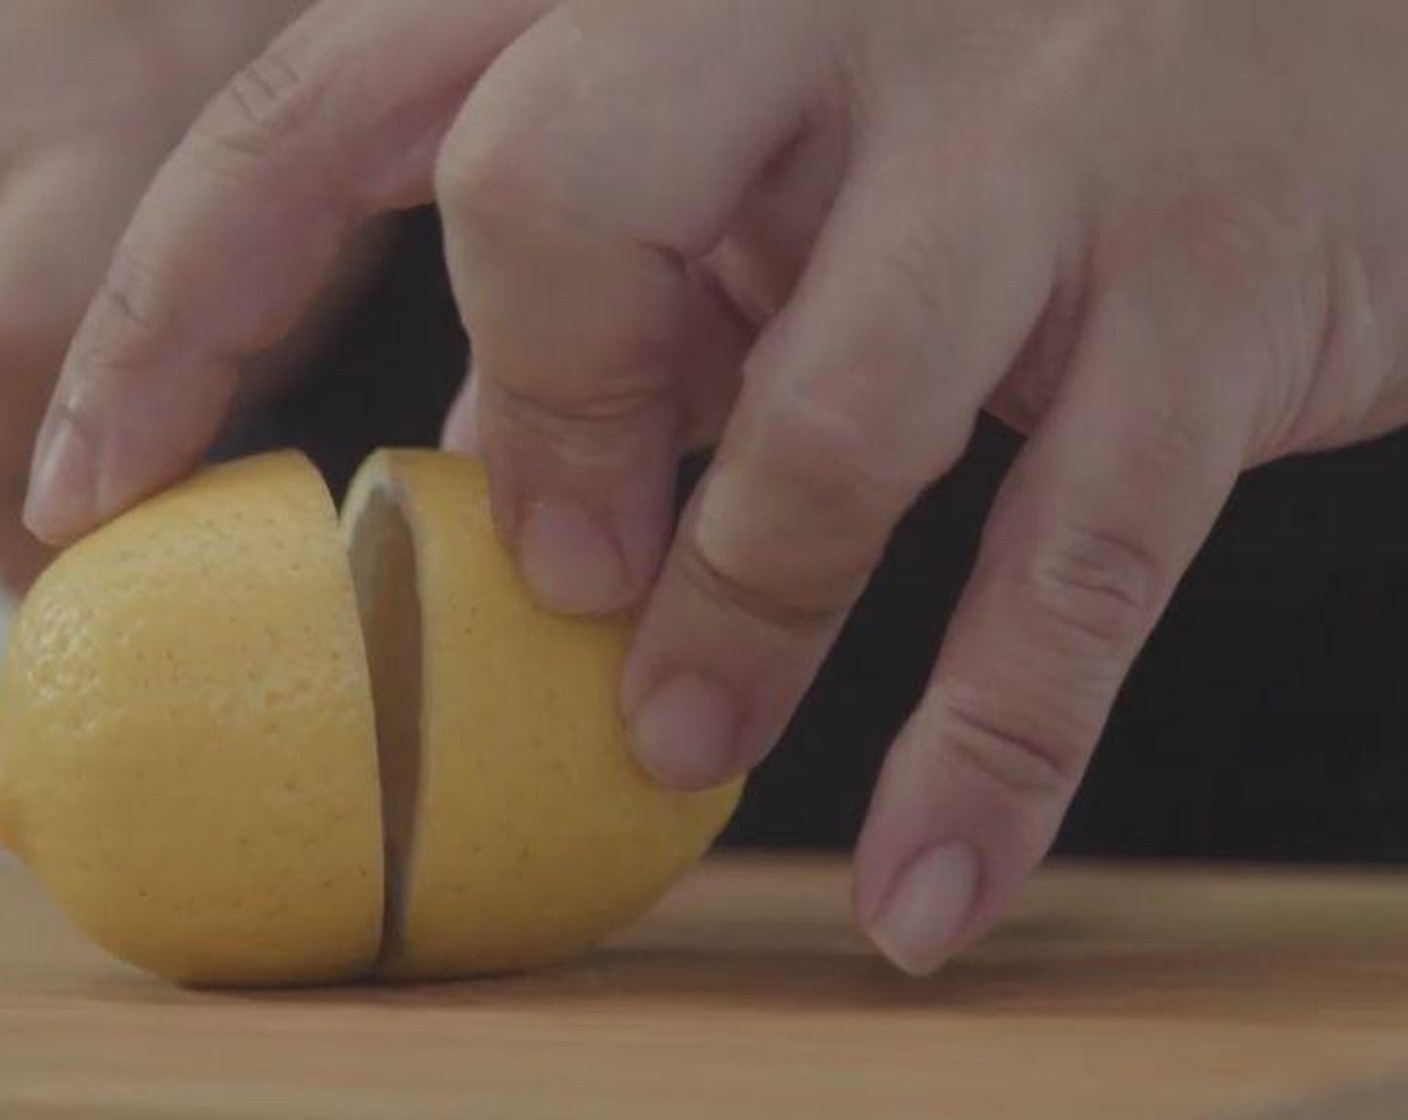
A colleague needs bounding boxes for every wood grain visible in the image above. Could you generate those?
[3,854,1408,1118]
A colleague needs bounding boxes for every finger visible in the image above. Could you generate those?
[620,141,1064,788]
[440,268,751,462]
[852,234,1284,975]
[0,145,164,588]
[23,0,553,544]
[435,0,824,615]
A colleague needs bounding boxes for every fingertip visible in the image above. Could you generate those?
[22,409,97,546]
[861,841,978,977]
[517,495,636,616]
[626,669,742,789]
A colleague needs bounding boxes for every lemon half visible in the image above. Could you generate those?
[345,450,741,979]
[0,454,383,985]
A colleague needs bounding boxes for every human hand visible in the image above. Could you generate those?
[0,0,314,594]
[25,0,1408,973]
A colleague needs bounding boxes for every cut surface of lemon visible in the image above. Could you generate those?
[344,450,742,979]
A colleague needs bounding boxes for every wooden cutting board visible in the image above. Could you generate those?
[3,853,1408,1119]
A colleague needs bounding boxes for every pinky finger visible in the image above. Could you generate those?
[853,235,1298,974]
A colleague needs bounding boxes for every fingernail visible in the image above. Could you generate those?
[518,496,631,615]
[22,410,95,544]
[630,671,740,789]
[867,841,978,976]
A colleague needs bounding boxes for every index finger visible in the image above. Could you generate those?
[23,0,552,544]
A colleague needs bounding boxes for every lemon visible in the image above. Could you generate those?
[0,449,740,985]
[344,450,742,979]
[0,453,384,985]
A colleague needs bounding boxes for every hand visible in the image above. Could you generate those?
[0,0,313,594]
[25,0,1408,973]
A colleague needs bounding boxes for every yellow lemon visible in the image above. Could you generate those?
[0,449,740,985]
[344,450,742,979]
[0,453,384,985]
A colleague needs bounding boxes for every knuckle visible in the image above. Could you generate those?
[1119,183,1329,458]
[488,377,673,471]
[754,391,918,520]
[1154,189,1290,294]
[676,395,924,628]
[434,11,629,234]
[677,521,851,634]
[679,404,907,631]
[434,124,522,223]
[96,237,170,339]
[1020,520,1158,654]
[94,272,158,340]
[1137,397,1209,482]
[881,216,976,344]
[1151,188,1323,383]
[936,679,1086,801]
[196,36,326,165]
[62,246,172,388]
[435,82,557,227]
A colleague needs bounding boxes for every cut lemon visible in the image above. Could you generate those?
[0,450,740,985]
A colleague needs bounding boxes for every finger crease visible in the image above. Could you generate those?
[490,379,677,439]
[939,690,1073,799]
[678,540,844,634]
[97,274,160,336]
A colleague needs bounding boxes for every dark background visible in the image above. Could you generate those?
[220,209,1408,864]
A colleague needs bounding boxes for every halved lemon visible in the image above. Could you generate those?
[0,450,740,985]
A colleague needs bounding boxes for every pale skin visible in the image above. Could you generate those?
[0,0,377,596]
[0,1,321,591]
[20,0,1408,974]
